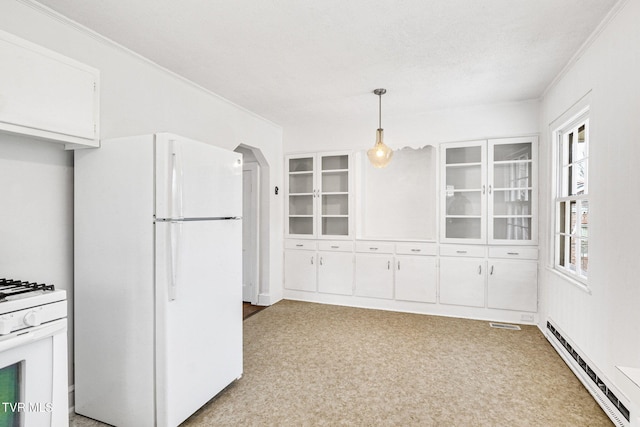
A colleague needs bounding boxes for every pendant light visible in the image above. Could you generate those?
[367,88,393,168]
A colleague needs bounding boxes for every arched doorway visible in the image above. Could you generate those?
[234,144,270,307]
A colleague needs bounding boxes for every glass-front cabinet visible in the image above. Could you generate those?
[488,137,536,243]
[440,137,537,245]
[441,140,487,243]
[286,152,352,239]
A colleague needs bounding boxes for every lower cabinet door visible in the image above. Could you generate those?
[318,252,354,295]
[487,260,537,312]
[284,250,317,291]
[395,256,437,303]
[354,254,394,299]
[439,257,485,307]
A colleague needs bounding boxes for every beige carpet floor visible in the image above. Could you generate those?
[183,300,611,426]
[73,300,612,426]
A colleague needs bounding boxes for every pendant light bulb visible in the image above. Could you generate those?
[367,89,393,168]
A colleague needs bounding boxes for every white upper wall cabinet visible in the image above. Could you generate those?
[0,30,100,149]
[286,152,352,239]
[440,137,538,245]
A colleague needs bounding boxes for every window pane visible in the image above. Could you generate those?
[446,165,482,189]
[559,202,566,233]
[571,161,587,196]
[570,237,578,271]
[493,143,532,161]
[570,201,577,234]
[446,191,482,216]
[558,235,566,266]
[494,189,531,215]
[446,146,481,164]
[581,239,589,275]
[573,124,588,161]
[494,218,531,240]
[580,201,589,237]
[446,218,481,238]
[493,163,531,188]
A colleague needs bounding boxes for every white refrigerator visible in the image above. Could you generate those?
[74,133,243,427]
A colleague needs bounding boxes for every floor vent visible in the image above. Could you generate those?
[489,322,521,330]
[546,321,630,426]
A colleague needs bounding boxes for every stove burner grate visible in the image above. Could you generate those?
[0,278,55,301]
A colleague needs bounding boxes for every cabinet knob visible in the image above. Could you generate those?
[478,265,482,275]
[320,257,323,266]
[490,265,494,275]
[387,260,391,270]
[397,261,401,270]
[507,252,519,256]
[310,257,314,265]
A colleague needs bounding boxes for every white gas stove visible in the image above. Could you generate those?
[0,278,67,336]
[0,278,69,427]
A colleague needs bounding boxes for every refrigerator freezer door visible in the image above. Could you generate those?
[155,133,242,220]
[155,219,243,427]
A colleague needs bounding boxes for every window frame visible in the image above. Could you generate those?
[552,109,590,285]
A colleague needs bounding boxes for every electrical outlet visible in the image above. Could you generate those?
[521,314,534,322]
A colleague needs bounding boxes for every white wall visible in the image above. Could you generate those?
[284,99,540,153]
[0,0,283,392]
[538,0,640,406]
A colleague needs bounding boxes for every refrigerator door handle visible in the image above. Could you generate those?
[170,139,184,219]
[168,221,182,301]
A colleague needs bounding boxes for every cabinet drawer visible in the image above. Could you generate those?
[355,242,395,254]
[318,241,354,252]
[439,245,486,258]
[489,247,538,260]
[285,240,317,250]
[395,242,437,256]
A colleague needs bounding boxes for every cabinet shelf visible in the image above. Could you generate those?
[445,162,483,168]
[493,159,533,165]
[322,191,348,196]
[445,215,483,219]
[289,192,314,196]
[321,169,349,174]
[493,187,532,191]
[289,171,314,175]
[289,215,314,218]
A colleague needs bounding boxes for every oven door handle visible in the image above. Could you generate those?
[0,319,67,353]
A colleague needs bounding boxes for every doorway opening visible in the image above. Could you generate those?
[234,144,270,307]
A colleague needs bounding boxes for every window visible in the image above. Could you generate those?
[554,113,589,283]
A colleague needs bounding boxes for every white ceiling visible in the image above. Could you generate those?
[36,0,617,129]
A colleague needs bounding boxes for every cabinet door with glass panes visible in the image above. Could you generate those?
[440,140,487,244]
[286,152,352,239]
[488,137,537,245]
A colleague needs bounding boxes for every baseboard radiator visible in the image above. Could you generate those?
[546,320,631,426]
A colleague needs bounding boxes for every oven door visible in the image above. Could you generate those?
[0,319,68,427]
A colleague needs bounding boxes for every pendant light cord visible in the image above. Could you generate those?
[378,92,382,130]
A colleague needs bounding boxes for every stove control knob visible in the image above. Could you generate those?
[23,311,41,327]
[0,317,12,335]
